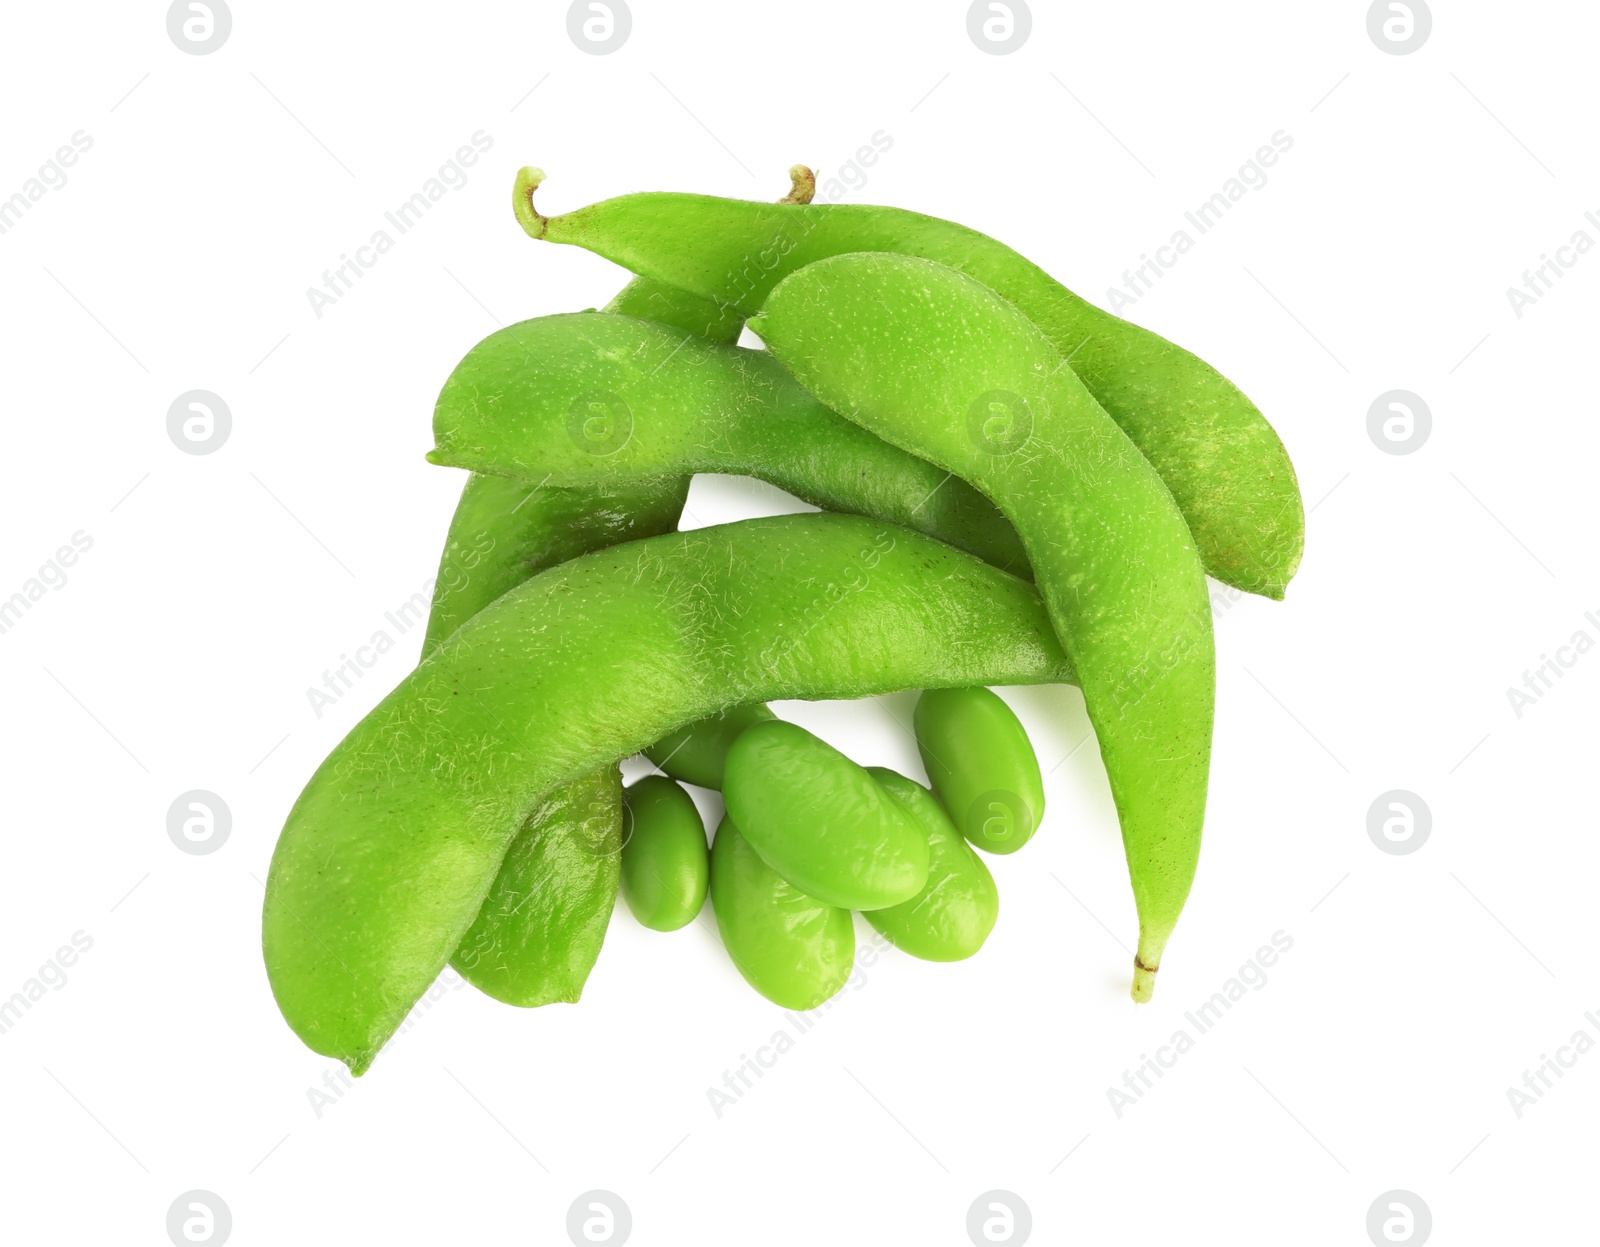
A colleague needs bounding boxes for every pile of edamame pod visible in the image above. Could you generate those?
[263,165,1303,1075]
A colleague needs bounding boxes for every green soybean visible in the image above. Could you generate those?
[710,814,854,1010]
[620,776,708,931]
[450,765,622,1004]
[864,768,999,962]
[264,513,1075,1073]
[429,311,1030,578]
[723,720,929,911]
[516,169,1303,599]
[644,702,775,789]
[752,254,1214,1002]
[912,687,1045,855]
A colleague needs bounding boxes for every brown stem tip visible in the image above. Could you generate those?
[779,165,816,205]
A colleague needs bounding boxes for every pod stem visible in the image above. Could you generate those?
[514,163,812,241]
[1131,929,1168,1002]
[779,165,816,205]
[513,166,548,238]
[1131,957,1157,1003]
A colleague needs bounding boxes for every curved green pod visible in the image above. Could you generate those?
[913,686,1045,855]
[264,513,1076,1073]
[752,254,1214,1002]
[620,775,709,932]
[428,311,1031,578]
[425,273,745,653]
[864,768,999,962]
[515,170,1303,599]
[710,814,854,1010]
[450,765,623,1004]
[644,702,775,789]
[723,720,929,911]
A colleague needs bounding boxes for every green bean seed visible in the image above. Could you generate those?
[644,703,775,789]
[710,814,854,1010]
[723,720,929,911]
[865,768,999,962]
[620,776,708,932]
[912,687,1045,855]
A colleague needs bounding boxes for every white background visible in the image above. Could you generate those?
[1,1,1594,1243]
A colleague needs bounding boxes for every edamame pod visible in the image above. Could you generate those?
[620,776,708,931]
[709,814,854,1010]
[425,266,744,652]
[864,768,999,962]
[428,311,1030,578]
[515,170,1303,599]
[264,513,1076,1073]
[723,720,929,910]
[644,702,775,789]
[450,765,622,1005]
[912,687,1045,855]
[752,254,1215,1002]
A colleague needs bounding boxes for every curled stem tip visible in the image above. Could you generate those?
[513,166,548,238]
[779,164,816,205]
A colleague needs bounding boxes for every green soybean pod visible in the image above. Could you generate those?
[644,703,775,789]
[620,776,708,931]
[428,312,1030,579]
[450,765,622,1004]
[723,720,929,911]
[710,814,854,1010]
[752,254,1215,1003]
[912,687,1045,855]
[864,768,999,961]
